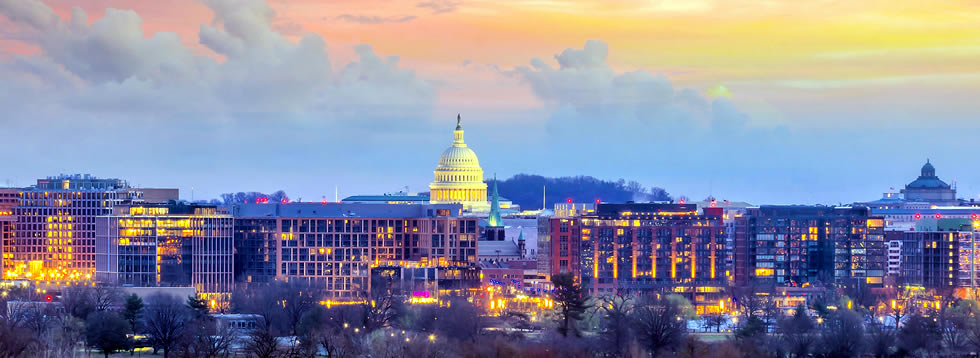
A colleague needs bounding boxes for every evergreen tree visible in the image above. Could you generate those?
[551,273,589,337]
[123,294,145,354]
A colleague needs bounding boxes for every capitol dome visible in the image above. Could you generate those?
[429,115,489,211]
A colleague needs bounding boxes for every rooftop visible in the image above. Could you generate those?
[232,202,463,218]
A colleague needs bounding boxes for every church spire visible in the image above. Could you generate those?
[488,174,502,227]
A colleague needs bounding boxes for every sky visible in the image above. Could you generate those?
[0,0,978,204]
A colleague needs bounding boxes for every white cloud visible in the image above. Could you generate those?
[512,39,754,141]
[0,0,435,122]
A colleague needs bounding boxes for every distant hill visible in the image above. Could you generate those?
[488,174,672,211]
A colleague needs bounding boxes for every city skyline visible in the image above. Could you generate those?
[1,0,978,204]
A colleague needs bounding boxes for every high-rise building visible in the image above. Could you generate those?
[551,203,728,313]
[0,188,17,279]
[429,115,489,212]
[5,175,177,284]
[95,203,234,307]
[232,203,479,300]
[900,219,980,294]
[734,206,886,288]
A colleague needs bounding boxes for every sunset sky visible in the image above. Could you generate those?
[1,0,978,204]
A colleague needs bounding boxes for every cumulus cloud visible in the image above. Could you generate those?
[417,0,460,14]
[512,39,755,141]
[0,0,435,122]
[335,14,417,24]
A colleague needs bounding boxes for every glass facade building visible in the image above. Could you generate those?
[734,206,886,288]
[232,203,479,300]
[5,175,177,284]
[95,204,234,306]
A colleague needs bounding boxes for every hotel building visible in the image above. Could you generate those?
[734,206,886,288]
[232,203,479,300]
[6,175,177,284]
[95,203,234,306]
[551,203,727,313]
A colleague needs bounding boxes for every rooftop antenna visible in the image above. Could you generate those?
[542,184,546,211]
[335,186,339,203]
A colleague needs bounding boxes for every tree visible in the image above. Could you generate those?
[61,286,96,320]
[187,295,210,320]
[86,311,131,358]
[888,288,915,330]
[123,294,145,354]
[897,314,941,357]
[551,273,590,337]
[364,275,402,332]
[778,304,816,358]
[866,319,896,358]
[281,282,317,335]
[45,314,86,358]
[144,294,190,358]
[0,316,36,357]
[665,294,696,320]
[937,291,971,355]
[179,318,236,358]
[818,309,865,358]
[964,301,980,355]
[597,295,635,357]
[245,325,284,358]
[632,296,687,358]
[699,314,726,333]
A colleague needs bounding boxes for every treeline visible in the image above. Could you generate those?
[547,273,980,358]
[489,174,672,210]
[0,285,216,358]
[218,190,289,205]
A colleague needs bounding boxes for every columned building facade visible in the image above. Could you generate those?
[429,115,489,212]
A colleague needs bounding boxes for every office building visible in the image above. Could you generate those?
[95,203,234,306]
[900,219,980,294]
[734,206,886,288]
[5,175,177,283]
[232,203,479,300]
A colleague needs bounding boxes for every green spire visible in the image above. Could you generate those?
[488,174,502,227]
[517,228,524,241]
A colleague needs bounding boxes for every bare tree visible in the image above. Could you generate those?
[632,296,687,358]
[778,304,816,358]
[178,318,236,358]
[0,315,36,357]
[144,293,190,358]
[597,294,635,357]
[245,325,284,358]
[817,309,865,358]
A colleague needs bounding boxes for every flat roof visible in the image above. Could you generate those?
[232,202,465,218]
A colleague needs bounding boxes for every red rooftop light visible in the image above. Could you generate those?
[566,198,572,204]
[936,213,942,219]
[915,213,921,220]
